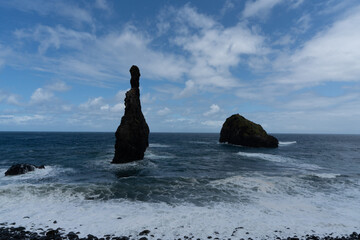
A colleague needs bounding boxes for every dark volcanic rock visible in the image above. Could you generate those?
[5,164,45,176]
[219,114,278,148]
[112,65,150,164]
[139,230,150,236]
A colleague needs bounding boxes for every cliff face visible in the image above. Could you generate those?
[112,65,149,164]
[219,114,278,148]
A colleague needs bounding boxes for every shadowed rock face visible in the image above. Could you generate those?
[112,65,149,164]
[219,114,278,148]
[5,164,45,176]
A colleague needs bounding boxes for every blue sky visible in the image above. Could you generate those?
[0,0,360,133]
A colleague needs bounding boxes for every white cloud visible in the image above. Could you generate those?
[115,90,128,101]
[80,97,103,109]
[28,82,70,105]
[0,114,46,124]
[281,93,359,110]
[30,88,54,103]
[95,0,111,11]
[6,94,21,105]
[157,107,171,116]
[97,27,188,81]
[294,13,311,33]
[204,104,221,116]
[273,34,295,46]
[0,90,22,105]
[274,7,360,87]
[178,80,197,98]
[1,0,93,25]
[175,23,263,68]
[0,44,12,68]
[242,0,304,19]
[110,103,124,112]
[46,81,70,92]
[0,93,5,103]
[9,5,265,91]
[15,25,94,54]
[290,0,304,9]
[77,95,124,115]
[141,93,156,104]
[221,0,235,16]
[176,4,216,30]
[201,120,223,128]
[100,104,110,111]
[171,5,265,89]
[245,99,360,133]
[62,105,72,111]
[242,0,283,19]
[13,24,188,84]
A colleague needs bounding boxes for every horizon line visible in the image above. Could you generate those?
[0,131,359,135]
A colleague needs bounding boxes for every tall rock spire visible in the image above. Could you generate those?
[112,65,150,163]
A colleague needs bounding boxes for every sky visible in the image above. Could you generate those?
[0,0,360,133]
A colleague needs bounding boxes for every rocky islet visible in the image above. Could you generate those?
[4,163,45,176]
[219,114,278,148]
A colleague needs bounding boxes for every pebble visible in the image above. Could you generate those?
[139,230,150,236]
[0,225,359,240]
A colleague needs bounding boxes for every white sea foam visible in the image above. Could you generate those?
[218,142,245,147]
[298,163,324,170]
[210,174,283,195]
[0,177,359,239]
[311,173,341,179]
[149,143,170,148]
[145,152,173,160]
[189,141,211,144]
[0,165,74,184]
[279,141,297,146]
[237,151,323,170]
[237,152,289,163]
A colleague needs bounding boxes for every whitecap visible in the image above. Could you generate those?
[298,163,324,170]
[189,141,210,144]
[237,151,323,171]
[237,152,289,163]
[0,165,74,183]
[210,175,281,194]
[311,173,341,179]
[149,143,170,148]
[279,141,297,146]
[145,152,173,160]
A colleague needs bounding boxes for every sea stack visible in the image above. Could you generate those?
[219,114,278,148]
[5,164,45,176]
[112,65,150,163]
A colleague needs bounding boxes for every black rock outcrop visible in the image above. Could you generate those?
[5,164,45,176]
[219,114,278,148]
[112,65,150,164]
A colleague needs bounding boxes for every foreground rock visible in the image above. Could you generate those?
[112,65,150,164]
[5,164,45,176]
[0,224,359,240]
[219,114,278,148]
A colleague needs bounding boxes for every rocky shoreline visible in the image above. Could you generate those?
[0,223,359,240]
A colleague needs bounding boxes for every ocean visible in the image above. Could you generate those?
[0,132,359,239]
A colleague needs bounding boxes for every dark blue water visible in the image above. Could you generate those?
[0,132,359,238]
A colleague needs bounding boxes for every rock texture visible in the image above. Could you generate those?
[5,164,45,176]
[219,114,278,148]
[112,65,149,164]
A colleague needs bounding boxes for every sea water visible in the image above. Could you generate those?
[0,132,359,239]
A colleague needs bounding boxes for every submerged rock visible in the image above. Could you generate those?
[5,164,45,176]
[219,114,278,148]
[112,65,150,164]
